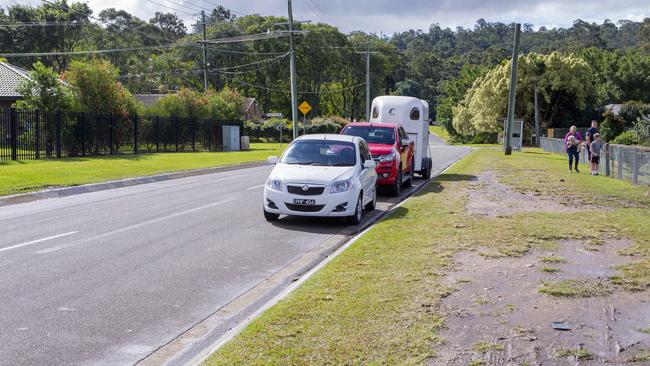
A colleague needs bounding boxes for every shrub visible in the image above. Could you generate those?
[633,115,650,145]
[311,115,349,129]
[610,130,640,145]
[600,111,625,142]
[620,101,650,126]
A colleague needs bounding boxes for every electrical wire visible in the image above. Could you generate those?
[222,78,366,95]
[144,0,198,16]
[0,21,92,27]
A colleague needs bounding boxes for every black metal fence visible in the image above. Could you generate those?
[0,108,243,162]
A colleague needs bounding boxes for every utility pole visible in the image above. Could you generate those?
[504,23,521,156]
[288,0,299,140]
[357,43,379,121]
[534,85,540,147]
[201,10,208,92]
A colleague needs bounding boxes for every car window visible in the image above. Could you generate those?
[409,107,420,121]
[280,140,356,166]
[341,126,395,145]
[359,141,371,162]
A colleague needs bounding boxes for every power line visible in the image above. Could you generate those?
[197,0,248,17]
[222,77,366,95]
[0,21,92,27]
[144,0,198,16]
[0,44,182,58]
[198,32,291,44]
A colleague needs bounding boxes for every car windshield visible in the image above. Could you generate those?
[342,126,395,145]
[280,140,357,167]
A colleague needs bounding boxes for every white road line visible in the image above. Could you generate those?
[0,231,79,253]
[246,184,265,190]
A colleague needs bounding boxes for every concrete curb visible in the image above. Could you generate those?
[0,161,268,208]
[137,147,473,366]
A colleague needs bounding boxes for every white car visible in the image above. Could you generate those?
[263,134,378,224]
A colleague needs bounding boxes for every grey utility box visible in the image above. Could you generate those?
[222,125,241,151]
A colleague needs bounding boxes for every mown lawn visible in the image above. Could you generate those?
[429,125,450,143]
[0,143,284,196]
[204,147,649,365]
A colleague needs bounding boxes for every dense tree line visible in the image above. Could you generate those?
[1,1,649,131]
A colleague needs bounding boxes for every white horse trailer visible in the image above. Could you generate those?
[369,96,432,178]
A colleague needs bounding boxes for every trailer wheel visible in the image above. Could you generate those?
[422,158,432,179]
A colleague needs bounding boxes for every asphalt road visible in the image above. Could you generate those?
[0,133,468,366]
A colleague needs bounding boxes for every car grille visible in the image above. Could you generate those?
[287,185,325,196]
[285,204,325,212]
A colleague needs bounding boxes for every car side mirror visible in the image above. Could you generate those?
[267,156,279,165]
[400,138,410,147]
[363,159,376,169]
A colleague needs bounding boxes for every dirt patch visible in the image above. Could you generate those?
[432,238,650,365]
[466,172,586,218]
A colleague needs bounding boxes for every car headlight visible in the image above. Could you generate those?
[330,178,353,193]
[378,152,397,163]
[266,178,283,191]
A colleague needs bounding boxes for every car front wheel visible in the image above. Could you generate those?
[347,193,364,225]
[390,167,402,196]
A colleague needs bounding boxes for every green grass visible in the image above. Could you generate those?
[539,256,567,264]
[639,328,650,334]
[555,347,594,360]
[0,143,284,196]
[539,279,613,297]
[541,267,562,273]
[204,147,649,365]
[473,340,505,354]
[429,125,450,143]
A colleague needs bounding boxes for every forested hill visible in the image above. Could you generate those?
[1,2,649,139]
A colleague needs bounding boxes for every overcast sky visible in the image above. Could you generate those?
[5,0,649,34]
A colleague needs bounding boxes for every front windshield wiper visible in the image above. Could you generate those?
[331,162,353,166]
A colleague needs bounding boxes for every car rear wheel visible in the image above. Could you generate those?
[390,167,402,196]
[263,209,279,221]
[347,193,363,225]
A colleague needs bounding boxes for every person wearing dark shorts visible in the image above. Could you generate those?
[585,120,599,161]
[590,133,603,175]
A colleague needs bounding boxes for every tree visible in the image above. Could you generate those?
[0,0,92,71]
[437,64,487,137]
[65,58,138,115]
[452,52,595,139]
[149,12,186,40]
[15,61,72,111]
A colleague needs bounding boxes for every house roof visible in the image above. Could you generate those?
[134,94,166,107]
[603,104,623,116]
[244,97,257,111]
[0,62,32,99]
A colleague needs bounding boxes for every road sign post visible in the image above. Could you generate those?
[298,101,311,136]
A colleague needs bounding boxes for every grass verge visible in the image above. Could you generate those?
[0,143,284,196]
[204,148,649,365]
[429,125,450,143]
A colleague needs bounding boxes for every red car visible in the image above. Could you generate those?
[341,122,415,196]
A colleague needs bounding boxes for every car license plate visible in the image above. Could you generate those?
[293,199,315,206]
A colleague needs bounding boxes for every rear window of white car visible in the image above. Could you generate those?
[281,140,357,167]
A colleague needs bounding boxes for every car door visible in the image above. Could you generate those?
[397,127,409,172]
[358,140,375,202]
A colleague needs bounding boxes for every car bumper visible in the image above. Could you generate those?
[374,162,398,185]
[264,187,359,217]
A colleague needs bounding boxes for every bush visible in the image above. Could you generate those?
[610,130,640,145]
[311,115,349,129]
[633,115,650,145]
[620,101,650,126]
[600,111,625,142]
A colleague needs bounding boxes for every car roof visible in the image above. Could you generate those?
[344,122,399,129]
[296,133,359,143]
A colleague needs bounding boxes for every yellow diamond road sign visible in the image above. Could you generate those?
[298,101,311,115]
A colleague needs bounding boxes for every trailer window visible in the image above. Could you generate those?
[372,107,379,119]
[409,107,420,121]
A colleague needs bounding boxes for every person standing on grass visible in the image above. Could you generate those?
[589,133,604,175]
[564,125,583,173]
[585,120,599,162]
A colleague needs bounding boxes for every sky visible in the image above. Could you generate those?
[5,0,649,34]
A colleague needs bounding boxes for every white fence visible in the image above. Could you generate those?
[540,137,650,186]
